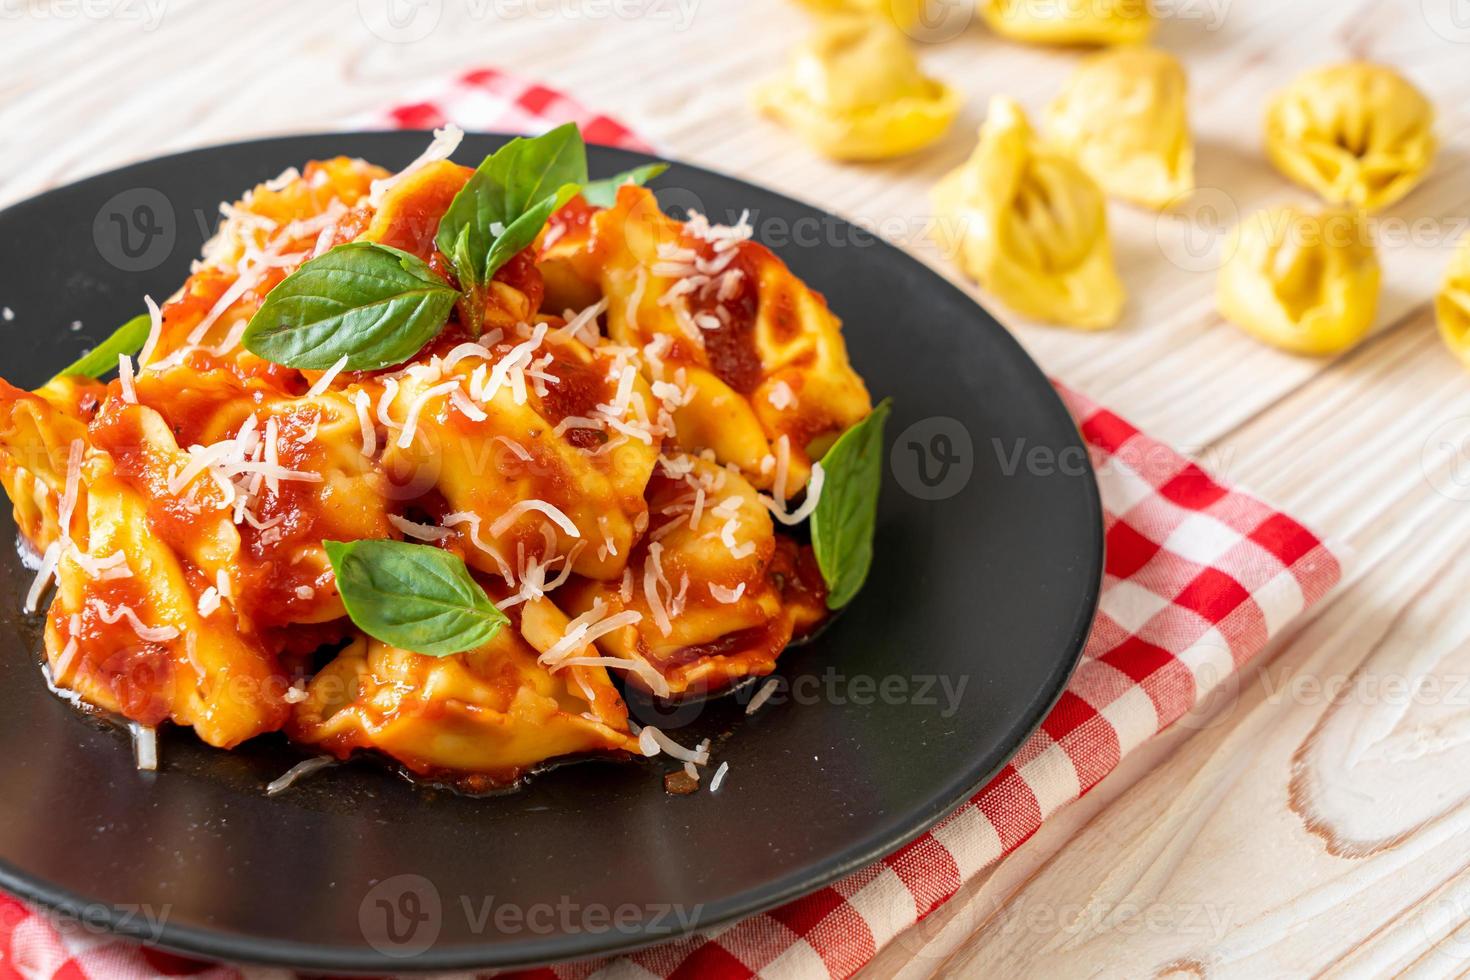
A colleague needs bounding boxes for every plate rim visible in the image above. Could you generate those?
[0,129,1104,972]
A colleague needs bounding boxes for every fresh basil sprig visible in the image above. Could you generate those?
[324,538,508,656]
[436,123,587,295]
[582,162,669,208]
[236,127,670,370]
[810,399,892,610]
[242,242,459,371]
[54,313,151,381]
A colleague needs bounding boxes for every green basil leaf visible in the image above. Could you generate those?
[481,184,579,283]
[810,398,892,610]
[450,223,485,337]
[324,538,508,657]
[242,241,458,371]
[54,313,151,381]
[582,162,669,208]
[435,123,588,289]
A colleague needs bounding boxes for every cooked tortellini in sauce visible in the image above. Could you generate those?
[1045,46,1194,210]
[0,130,875,790]
[1265,62,1436,212]
[978,0,1153,46]
[1217,205,1380,355]
[753,13,961,160]
[1436,237,1470,369]
[540,185,872,496]
[555,455,827,698]
[289,628,638,788]
[932,96,1126,329]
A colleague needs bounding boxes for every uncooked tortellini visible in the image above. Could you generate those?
[1045,46,1193,210]
[1437,237,1470,369]
[932,96,1126,329]
[978,0,1153,45]
[753,14,961,160]
[791,0,928,29]
[1265,62,1436,212]
[1217,205,1380,355]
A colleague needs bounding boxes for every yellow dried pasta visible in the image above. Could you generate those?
[1437,237,1470,369]
[1217,205,1380,355]
[932,96,1126,329]
[753,14,960,160]
[1045,45,1193,210]
[1265,62,1436,212]
[978,0,1153,46]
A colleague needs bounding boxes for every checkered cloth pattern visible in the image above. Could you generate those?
[0,70,1343,980]
[350,67,655,153]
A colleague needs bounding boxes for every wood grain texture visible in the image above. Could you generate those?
[2,1,1469,975]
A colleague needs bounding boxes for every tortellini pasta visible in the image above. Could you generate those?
[541,185,872,495]
[1436,237,1470,369]
[0,377,100,549]
[753,14,961,160]
[556,455,827,698]
[790,0,929,28]
[1265,62,1436,213]
[0,133,874,789]
[932,95,1126,329]
[978,0,1153,46]
[290,629,639,786]
[45,462,292,749]
[1217,205,1380,355]
[1045,46,1194,210]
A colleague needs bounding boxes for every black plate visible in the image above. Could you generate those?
[0,133,1102,972]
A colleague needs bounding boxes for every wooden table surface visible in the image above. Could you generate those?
[4,1,1470,975]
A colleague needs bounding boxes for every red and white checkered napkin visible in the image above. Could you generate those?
[0,70,1343,980]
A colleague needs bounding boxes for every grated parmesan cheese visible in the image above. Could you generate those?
[538,599,644,668]
[118,355,137,403]
[389,514,452,542]
[89,599,179,643]
[353,390,377,457]
[489,499,581,540]
[305,355,348,397]
[709,582,746,604]
[58,440,82,543]
[397,380,460,449]
[639,726,711,765]
[266,756,334,796]
[368,125,464,207]
[746,678,780,715]
[130,723,158,772]
[441,512,517,587]
[643,542,674,637]
[24,541,60,613]
[138,295,163,366]
[768,381,795,411]
[450,387,488,422]
[762,435,826,526]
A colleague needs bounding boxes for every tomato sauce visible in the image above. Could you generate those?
[688,243,763,394]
